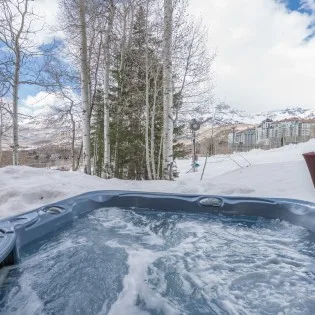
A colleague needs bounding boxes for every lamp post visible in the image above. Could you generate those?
[190,119,201,172]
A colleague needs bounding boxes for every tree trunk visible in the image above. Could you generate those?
[11,0,29,165]
[162,0,174,180]
[69,111,76,171]
[103,104,110,176]
[113,7,128,178]
[75,141,83,171]
[150,65,160,179]
[12,60,20,165]
[93,134,97,175]
[157,132,163,179]
[103,1,115,179]
[0,105,2,167]
[145,1,152,180]
[114,134,119,177]
[79,0,91,174]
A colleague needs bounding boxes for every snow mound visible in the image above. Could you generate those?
[0,140,314,219]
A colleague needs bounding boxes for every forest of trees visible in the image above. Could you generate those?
[0,0,214,180]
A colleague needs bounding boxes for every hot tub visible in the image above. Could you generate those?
[0,191,315,314]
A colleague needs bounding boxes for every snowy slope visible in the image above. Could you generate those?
[2,106,314,150]
[182,104,315,126]
[0,139,314,219]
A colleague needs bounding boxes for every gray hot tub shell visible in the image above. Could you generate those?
[1,190,315,267]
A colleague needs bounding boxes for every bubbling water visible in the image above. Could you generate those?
[1,208,315,315]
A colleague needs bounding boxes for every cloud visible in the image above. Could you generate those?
[301,0,315,11]
[21,89,80,118]
[190,0,315,112]
[31,0,61,44]
[0,0,60,48]
[21,91,62,116]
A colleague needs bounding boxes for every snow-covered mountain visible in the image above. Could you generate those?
[2,106,314,150]
[2,117,78,150]
[206,104,315,126]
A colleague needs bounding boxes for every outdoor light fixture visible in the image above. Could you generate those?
[190,119,201,131]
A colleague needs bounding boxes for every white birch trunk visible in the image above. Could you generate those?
[11,0,29,165]
[93,135,97,175]
[162,0,174,180]
[79,0,91,174]
[103,105,110,176]
[113,7,128,176]
[0,105,2,167]
[12,60,20,166]
[145,1,152,180]
[157,132,163,179]
[103,2,115,179]
[69,110,76,171]
[150,65,160,179]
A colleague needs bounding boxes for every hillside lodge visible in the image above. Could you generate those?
[228,118,315,149]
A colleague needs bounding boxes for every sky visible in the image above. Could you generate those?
[190,0,315,111]
[19,0,315,113]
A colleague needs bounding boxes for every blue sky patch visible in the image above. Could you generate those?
[283,0,313,13]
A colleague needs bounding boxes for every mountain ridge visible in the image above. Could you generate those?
[2,105,314,150]
[204,104,315,126]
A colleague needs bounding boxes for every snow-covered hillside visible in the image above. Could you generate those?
[182,104,315,127]
[2,117,77,150]
[0,139,314,219]
[2,106,314,150]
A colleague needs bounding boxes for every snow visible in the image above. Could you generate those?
[0,140,315,219]
[182,105,315,128]
[3,106,314,150]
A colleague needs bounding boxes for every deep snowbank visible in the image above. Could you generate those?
[0,140,314,218]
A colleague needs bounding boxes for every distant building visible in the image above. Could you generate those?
[299,119,315,138]
[235,131,245,145]
[228,127,256,148]
[256,118,273,144]
[243,128,256,146]
[228,117,315,149]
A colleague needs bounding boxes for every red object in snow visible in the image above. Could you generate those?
[303,152,315,188]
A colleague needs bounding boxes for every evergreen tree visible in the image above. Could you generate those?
[109,6,164,180]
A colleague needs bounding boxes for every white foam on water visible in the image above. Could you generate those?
[90,208,166,246]
[1,235,91,314]
[107,249,179,315]
[1,273,44,315]
[103,210,315,315]
[1,208,315,315]
[101,219,180,314]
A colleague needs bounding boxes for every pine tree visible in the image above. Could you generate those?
[109,5,164,180]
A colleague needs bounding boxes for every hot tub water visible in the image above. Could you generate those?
[1,207,315,315]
